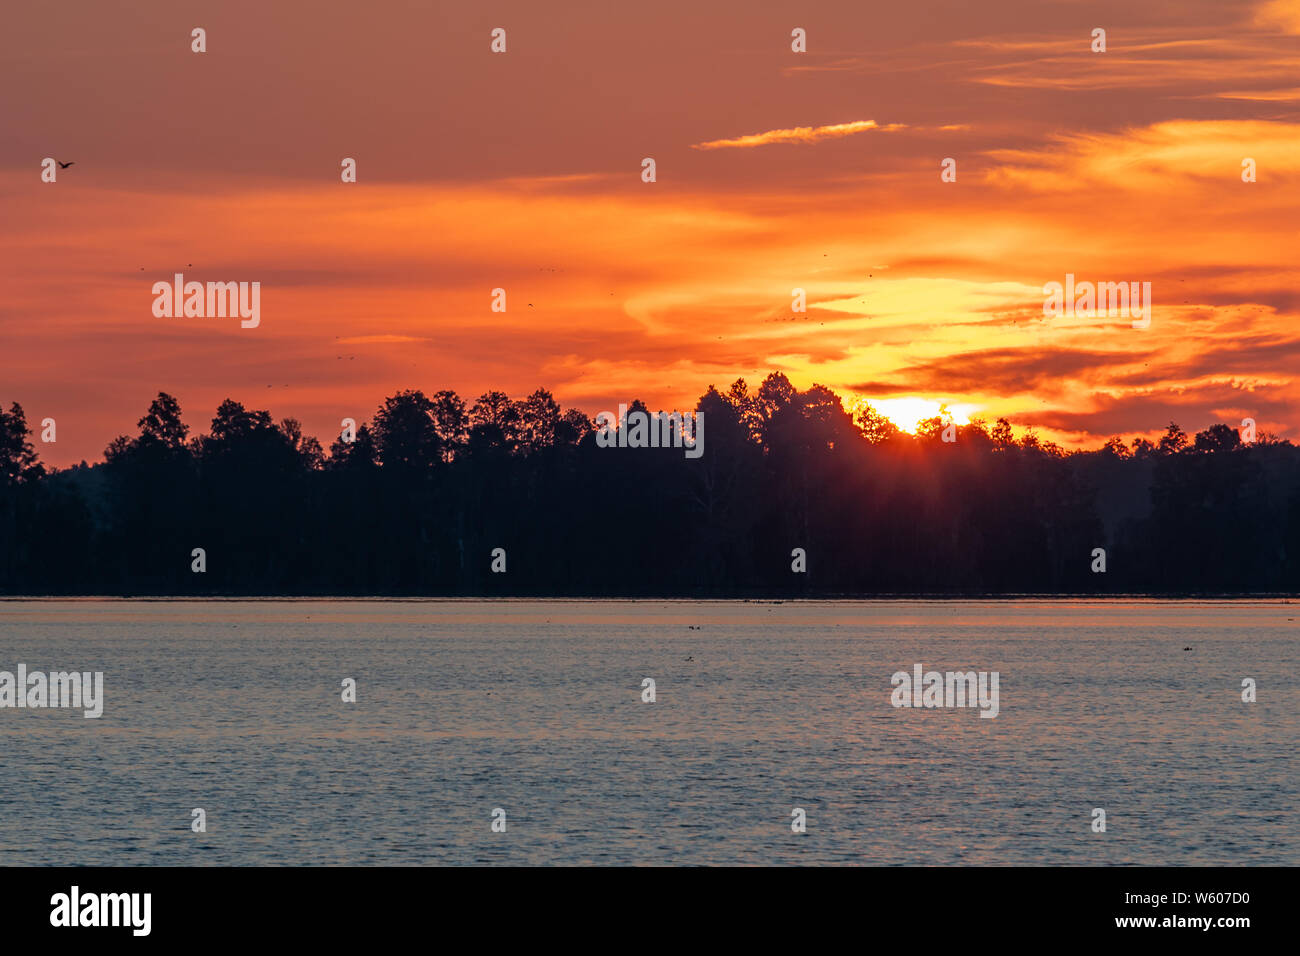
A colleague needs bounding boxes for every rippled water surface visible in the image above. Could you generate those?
[0,599,1295,865]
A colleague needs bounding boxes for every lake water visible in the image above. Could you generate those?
[0,599,1295,865]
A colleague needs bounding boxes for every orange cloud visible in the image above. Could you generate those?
[1255,0,1300,33]
[1209,87,1300,101]
[983,119,1300,190]
[337,335,429,344]
[691,120,905,150]
[7,0,1300,465]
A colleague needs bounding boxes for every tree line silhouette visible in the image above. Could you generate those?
[3,373,1299,595]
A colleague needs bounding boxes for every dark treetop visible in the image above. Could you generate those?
[2,375,1297,596]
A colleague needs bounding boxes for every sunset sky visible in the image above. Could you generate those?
[3,0,1299,466]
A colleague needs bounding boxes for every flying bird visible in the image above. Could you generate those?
[57,161,75,169]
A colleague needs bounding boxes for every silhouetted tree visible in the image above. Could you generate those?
[0,403,43,485]
[468,390,520,456]
[855,401,901,444]
[372,390,441,471]
[1194,423,1241,454]
[1158,422,1188,456]
[1,382,1297,596]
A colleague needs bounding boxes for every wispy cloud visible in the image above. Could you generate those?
[336,334,428,344]
[1207,86,1300,101]
[1255,0,1300,33]
[982,119,1300,191]
[691,120,905,150]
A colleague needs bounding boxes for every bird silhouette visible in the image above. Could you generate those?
[57,161,75,169]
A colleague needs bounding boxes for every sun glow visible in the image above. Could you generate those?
[868,397,975,435]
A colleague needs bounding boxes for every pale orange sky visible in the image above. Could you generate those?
[3,0,1299,465]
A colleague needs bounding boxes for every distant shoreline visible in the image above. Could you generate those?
[2,593,1297,602]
